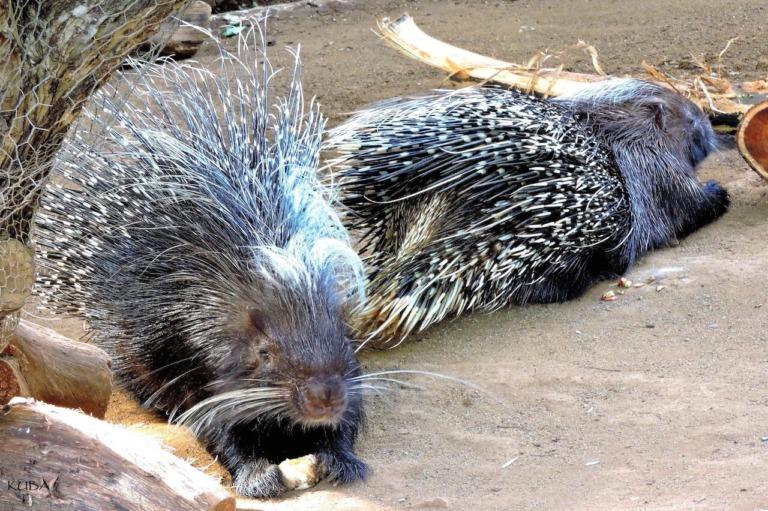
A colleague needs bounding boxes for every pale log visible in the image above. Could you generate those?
[0,398,236,511]
[378,14,606,97]
[3,320,112,417]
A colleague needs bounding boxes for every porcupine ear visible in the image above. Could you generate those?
[648,100,667,132]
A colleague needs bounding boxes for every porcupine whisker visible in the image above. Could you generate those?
[122,354,202,387]
[178,388,290,430]
[353,370,506,404]
[141,367,202,409]
[189,402,282,435]
[349,383,392,394]
[350,378,419,391]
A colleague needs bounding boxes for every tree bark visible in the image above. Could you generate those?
[149,0,212,58]
[0,398,236,511]
[0,357,30,404]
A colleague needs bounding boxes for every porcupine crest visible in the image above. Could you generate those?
[328,80,728,347]
[34,27,367,437]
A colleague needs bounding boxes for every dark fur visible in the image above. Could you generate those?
[554,79,730,262]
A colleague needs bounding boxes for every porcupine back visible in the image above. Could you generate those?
[328,85,631,344]
[327,80,728,346]
[34,34,366,415]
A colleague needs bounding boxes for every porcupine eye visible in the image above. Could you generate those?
[237,308,275,370]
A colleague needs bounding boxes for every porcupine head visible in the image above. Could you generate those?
[177,243,369,498]
[34,21,368,499]
[554,79,730,257]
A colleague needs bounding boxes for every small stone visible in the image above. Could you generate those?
[415,498,449,509]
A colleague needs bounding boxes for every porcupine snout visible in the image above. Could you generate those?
[295,375,349,424]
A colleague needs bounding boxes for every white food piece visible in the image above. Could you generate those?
[278,454,322,490]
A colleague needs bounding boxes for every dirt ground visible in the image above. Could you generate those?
[32,0,768,510]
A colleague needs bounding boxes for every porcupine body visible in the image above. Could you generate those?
[327,79,729,345]
[34,29,368,498]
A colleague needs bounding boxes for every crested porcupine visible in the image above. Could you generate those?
[33,28,370,498]
[327,79,729,346]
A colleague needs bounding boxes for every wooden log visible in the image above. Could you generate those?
[737,101,768,181]
[377,14,607,97]
[0,358,31,405]
[2,320,112,417]
[0,398,236,511]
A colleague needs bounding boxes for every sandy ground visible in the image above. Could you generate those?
[27,0,768,510]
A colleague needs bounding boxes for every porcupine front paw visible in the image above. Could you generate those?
[675,180,730,239]
[233,459,287,498]
[702,180,730,215]
[316,449,368,485]
[234,455,325,498]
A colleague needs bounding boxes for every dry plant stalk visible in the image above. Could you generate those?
[377,14,768,181]
[378,14,753,118]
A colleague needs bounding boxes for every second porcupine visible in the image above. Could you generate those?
[327,79,730,345]
[34,29,369,498]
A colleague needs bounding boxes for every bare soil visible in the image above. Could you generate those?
[35,0,768,510]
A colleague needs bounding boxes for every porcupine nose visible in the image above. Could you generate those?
[300,376,348,423]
